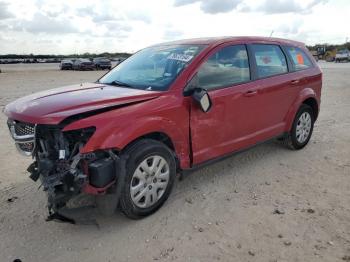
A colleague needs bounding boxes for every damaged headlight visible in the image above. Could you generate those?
[61,126,96,158]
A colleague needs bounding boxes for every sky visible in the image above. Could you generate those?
[0,0,349,54]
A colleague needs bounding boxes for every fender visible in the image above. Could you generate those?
[102,117,190,168]
[63,104,191,169]
[284,87,319,131]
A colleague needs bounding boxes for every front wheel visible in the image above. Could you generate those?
[282,104,315,150]
[120,139,176,219]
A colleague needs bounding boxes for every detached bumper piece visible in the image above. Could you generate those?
[46,206,100,226]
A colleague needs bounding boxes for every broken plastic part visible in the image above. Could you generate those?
[46,205,100,226]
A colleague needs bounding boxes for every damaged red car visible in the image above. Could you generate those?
[4,36,322,221]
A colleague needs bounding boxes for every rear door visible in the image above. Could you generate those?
[247,43,297,134]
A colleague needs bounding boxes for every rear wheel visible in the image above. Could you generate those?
[282,104,315,150]
[120,139,176,219]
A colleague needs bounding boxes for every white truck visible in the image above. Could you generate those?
[335,49,350,62]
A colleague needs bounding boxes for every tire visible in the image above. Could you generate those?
[282,104,315,150]
[119,139,176,219]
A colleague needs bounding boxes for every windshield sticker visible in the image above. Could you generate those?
[167,53,193,62]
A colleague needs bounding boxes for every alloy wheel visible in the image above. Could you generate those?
[296,112,312,144]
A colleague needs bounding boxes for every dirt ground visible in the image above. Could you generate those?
[0,62,349,262]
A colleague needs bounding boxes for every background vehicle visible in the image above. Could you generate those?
[311,45,336,62]
[335,49,350,62]
[4,37,322,222]
[72,58,95,70]
[93,57,112,70]
[59,59,73,70]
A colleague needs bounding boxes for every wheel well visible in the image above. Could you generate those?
[302,98,318,119]
[122,132,180,170]
[139,132,175,151]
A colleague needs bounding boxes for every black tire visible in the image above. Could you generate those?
[119,139,176,219]
[282,104,315,150]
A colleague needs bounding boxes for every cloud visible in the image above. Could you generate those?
[257,0,328,14]
[276,19,304,35]
[102,21,132,37]
[76,5,120,23]
[13,12,79,34]
[76,4,151,24]
[0,2,14,19]
[0,0,347,54]
[174,0,243,14]
[126,11,151,24]
[92,13,120,23]
[0,22,9,30]
[163,29,184,40]
[176,0,329,15]
[41,5,70,18]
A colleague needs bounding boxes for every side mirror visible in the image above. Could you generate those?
[192,88,212,113]
[183,73,199,96]
[184,73,212,113]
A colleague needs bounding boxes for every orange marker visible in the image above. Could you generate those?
[297,53,304,64]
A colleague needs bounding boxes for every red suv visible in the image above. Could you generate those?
[5,37,322,221]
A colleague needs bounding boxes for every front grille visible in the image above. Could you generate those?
[14,122,35,136]
[7,120,36,156]
[18,142,35,153]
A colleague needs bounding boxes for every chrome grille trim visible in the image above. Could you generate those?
[7,120,37,156]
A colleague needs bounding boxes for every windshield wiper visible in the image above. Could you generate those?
[106,80,133,88]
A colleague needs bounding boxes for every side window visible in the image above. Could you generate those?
[197,45,250,90]
[251,44,288,78]
[285,46,313,71]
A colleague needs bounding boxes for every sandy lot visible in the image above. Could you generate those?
[0,62,349,262]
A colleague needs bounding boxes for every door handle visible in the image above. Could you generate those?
[244,90,258,97]
[291,79,300,85]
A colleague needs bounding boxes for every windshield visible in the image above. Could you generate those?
[98,44,206,91]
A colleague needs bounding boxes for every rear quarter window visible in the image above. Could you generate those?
[285,46,313,71]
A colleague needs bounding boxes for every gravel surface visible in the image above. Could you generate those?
[0,61,349,262]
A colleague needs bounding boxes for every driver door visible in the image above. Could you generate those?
[190,44,260,165]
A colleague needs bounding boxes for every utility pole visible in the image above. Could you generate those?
[269,30,274,37]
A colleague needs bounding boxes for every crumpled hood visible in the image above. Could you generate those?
[4,82,160,125]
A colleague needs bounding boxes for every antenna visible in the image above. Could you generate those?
[269,30,274,37]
